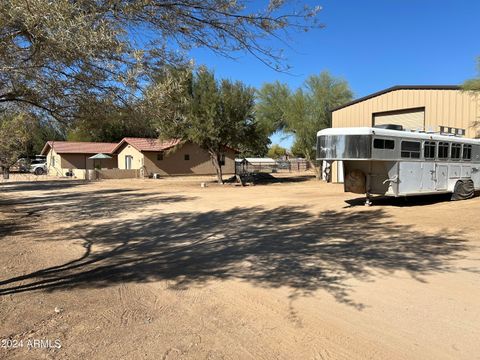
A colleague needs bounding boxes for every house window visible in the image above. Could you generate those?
[401,141,421,158]
[157,152,164,161]
[373,138,395,150]
[424,141,436,159]
[463,144,472,160]
[219,154,226,166]
[451,143,461,160]
[438,142,449,160]
[184,154,190,161]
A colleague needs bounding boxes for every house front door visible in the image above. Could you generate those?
[125,155,133,170]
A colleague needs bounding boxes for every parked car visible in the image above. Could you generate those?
[30,161,47,175]
[13,155,48,173]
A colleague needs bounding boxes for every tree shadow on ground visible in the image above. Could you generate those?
[0,180,88,193]
[0,184,196,239]
[0,203,469,308]
[343,193,474,207]
[224,173,315,186]
[255,174,315,184]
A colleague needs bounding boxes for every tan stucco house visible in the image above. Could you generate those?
[41,137,236,178]
[41,141,117,178]
[112,138,236,177]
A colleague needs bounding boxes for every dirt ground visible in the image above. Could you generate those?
[0,173,479,360]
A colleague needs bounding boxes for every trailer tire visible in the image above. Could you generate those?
[451,180,474,201]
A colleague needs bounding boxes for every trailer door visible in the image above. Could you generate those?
[435,164,448,190]
[398,162,422,194]
[421,163,436,191]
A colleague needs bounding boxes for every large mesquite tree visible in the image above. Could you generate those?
[0,1,321,122]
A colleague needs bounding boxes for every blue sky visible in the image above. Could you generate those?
[190,0,480,149]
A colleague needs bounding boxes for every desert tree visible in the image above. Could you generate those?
[0,112,34,179]
[0,0,321,123]
[146,67,268,183]
[255,81,291,133]
[256,71,353,169]
[66,96,157,142]
[267,144,287,159]
[463,58,480,92]
[463,57,480,137]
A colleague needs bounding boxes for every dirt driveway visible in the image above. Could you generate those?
[0,175,479,359]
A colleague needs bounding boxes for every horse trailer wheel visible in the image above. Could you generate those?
[451,180,475,201]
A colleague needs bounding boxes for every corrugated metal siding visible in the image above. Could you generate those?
[330,88,480,182]
[332,89,479,138]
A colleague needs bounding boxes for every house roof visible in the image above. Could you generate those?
[42,137,238,156]
[111,137,182,153]
[41,141,118,155]
[332,85,461,112]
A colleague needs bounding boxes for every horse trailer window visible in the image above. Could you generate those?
[463,144,472,160]
[424,141,436,159]
[451,143,461,160]
[401,141,421,159]
[317,135,372,159]
[373,138,395,150]
[438,142,449,159]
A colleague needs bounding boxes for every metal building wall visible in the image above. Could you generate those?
[330,88,480,182]
[332,89,479,138]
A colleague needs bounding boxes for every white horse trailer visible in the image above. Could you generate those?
[316,126,480,203]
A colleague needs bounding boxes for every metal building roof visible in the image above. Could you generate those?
[332,85,461,112]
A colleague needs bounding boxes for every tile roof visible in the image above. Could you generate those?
[112,138,182,153]
[41,141,117,155]
[41,137,237,156]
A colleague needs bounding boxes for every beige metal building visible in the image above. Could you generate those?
[330,85,480,182]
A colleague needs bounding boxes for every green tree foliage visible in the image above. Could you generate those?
[0,112,34,178]
[256,71,353,166]
[0,1,320,122]
[255,81,291,133]
[463,58,480,137]
[463,58,480,91]
[267,144,287,159]
[67,97,157,143]
[290,141,305,158]
[147,67,269,183]
[0,1,320,171]
[28,119,65,156]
